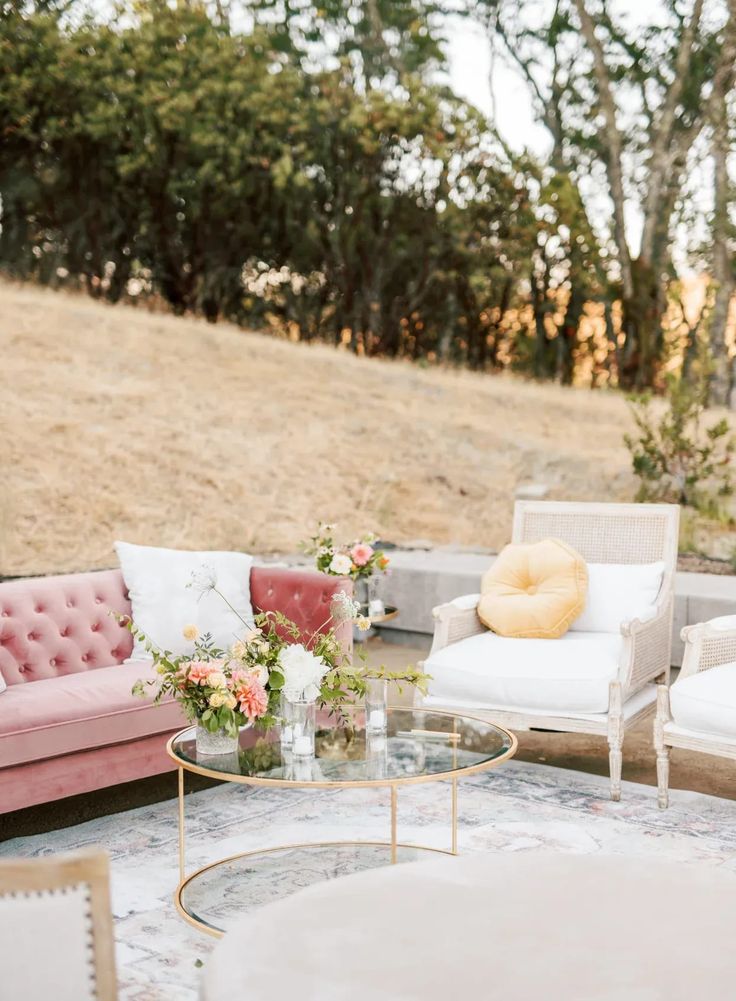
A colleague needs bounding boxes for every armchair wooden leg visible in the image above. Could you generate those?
[608,737,623,802]
[656,746,670,810]
[608,683,623,802]
[654,683,672,810]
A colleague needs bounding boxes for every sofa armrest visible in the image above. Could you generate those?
[618,596,673,694]
[429,598,485,656]
[250,567,353,656]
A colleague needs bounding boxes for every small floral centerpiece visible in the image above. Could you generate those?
[303,523,392,618]
[303,524,390,580]
[124,573,427,757]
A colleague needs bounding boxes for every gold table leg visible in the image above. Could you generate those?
[451,778,458,855]
[178,766,185,884]
[390,785,398,864]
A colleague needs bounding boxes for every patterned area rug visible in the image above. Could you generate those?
[3,760,736,1001]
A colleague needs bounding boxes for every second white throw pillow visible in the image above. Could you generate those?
[570,561,665,633]
[115,541,254,662]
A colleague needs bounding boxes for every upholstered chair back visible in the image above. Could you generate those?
[0,850,117,1001]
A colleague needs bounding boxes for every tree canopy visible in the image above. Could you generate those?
[0,0,734,399]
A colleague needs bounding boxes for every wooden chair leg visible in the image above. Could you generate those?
[654,684,672,810]
[608,683,623,802]
[656,746,670,810]
[608,737,623,802]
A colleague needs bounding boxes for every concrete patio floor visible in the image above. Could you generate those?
[1,637,733,843]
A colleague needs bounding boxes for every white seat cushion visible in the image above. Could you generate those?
[670,661,736,738]
[424,630,623,714]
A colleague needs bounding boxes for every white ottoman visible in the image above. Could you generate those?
[202,854,736,1000]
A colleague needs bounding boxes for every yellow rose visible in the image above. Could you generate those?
[182,624,199,642]
[230,640,248,659]
[209,691,226,708]
[208,671,227,689]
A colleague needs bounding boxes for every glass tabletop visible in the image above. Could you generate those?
[169,707,515,786]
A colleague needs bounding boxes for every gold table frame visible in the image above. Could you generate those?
[167,709,517,937]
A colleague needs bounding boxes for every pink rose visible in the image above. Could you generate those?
[350,543,374,567]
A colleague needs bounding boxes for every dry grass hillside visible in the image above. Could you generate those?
[0,279,689,577]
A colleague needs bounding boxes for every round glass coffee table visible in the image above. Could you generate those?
[167,707,516,936]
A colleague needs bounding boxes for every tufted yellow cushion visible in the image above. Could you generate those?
[478,539,587,639]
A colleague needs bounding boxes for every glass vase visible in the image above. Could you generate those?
[354,576,370,614]
[283,698,316,759]
[195,724,239,756]
[365,677,388,736]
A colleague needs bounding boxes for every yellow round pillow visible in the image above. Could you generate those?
[478,539,587,639]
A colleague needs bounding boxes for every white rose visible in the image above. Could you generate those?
[208,672,227,689]
[209,691,227,708]
[329,553,352,575]
[278,643,328,702]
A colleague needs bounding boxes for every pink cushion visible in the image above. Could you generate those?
[0,571,133,686]
[0,661,186,768]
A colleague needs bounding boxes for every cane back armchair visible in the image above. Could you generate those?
[655,617,736,809]
[419,501,680,800]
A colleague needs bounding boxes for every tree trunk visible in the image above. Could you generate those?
[708,80,735,407]
[619,259,666,390]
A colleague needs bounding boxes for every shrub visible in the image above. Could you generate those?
[624,377,735,515]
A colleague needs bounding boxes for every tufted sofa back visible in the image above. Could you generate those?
[0,566,352,688]
[0,571,134,686]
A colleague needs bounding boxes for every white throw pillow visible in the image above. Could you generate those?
[115,542,254,662]
[708,615,736,631]
[570,561,665,633]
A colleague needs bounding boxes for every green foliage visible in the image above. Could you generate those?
[2,0,702,388]
[624,377,735,514]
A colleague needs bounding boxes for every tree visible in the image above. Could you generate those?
[479,0,736,392]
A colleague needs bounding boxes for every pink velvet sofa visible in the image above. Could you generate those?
[0,566,351,814]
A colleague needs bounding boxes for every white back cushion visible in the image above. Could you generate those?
[115,542,253,660]
[570,561,665,633]
[0,884,96,1001]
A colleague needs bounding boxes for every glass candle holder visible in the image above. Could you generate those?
[279,693,294,753]
[289,699,316,759]
[367,575,385,618]
[365,730,388,779]
[365,677,388,736]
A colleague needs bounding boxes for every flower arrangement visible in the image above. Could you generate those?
[124,576,427,740]
[303,523,390,580]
